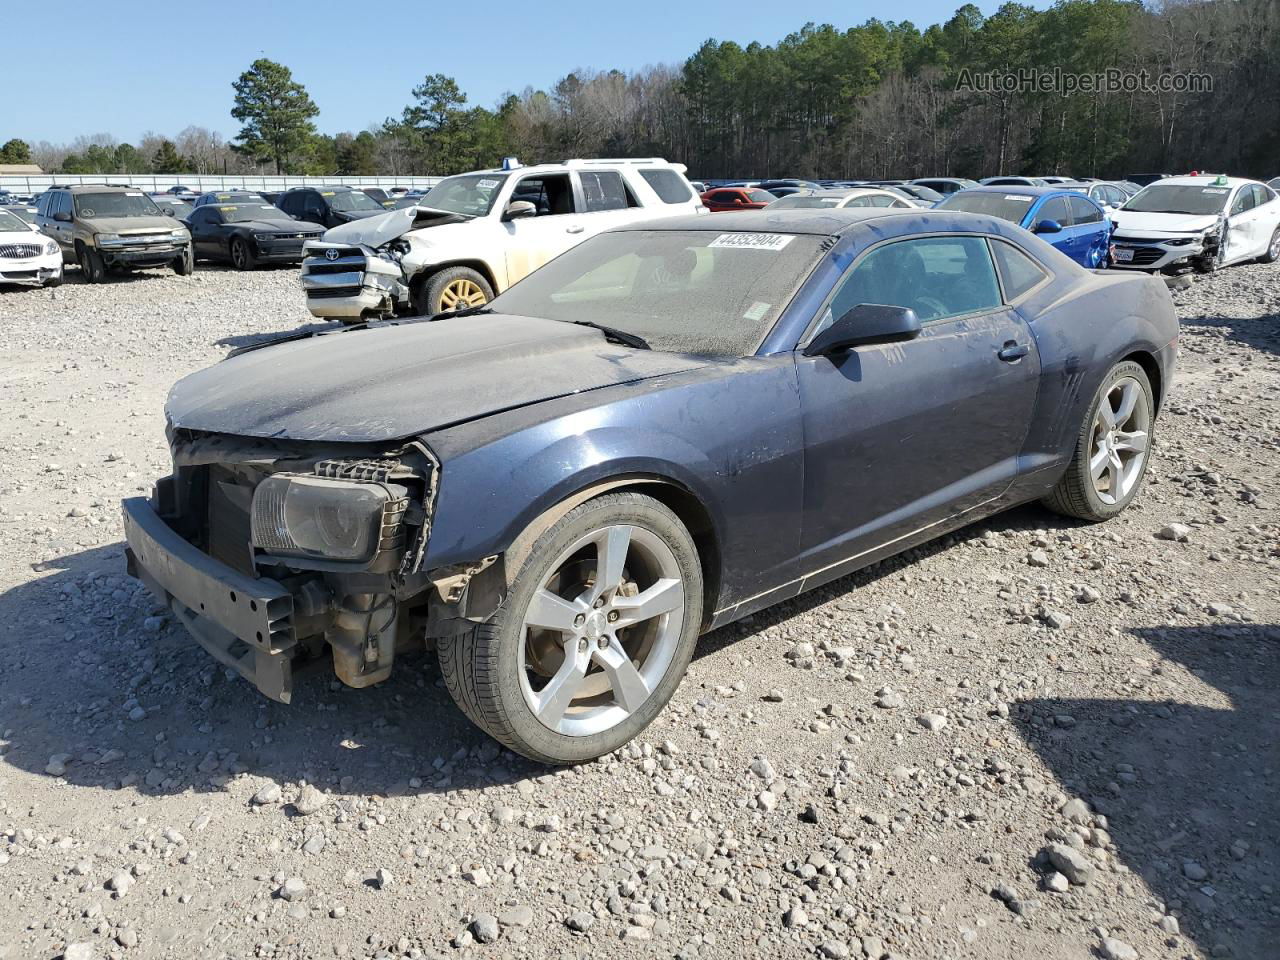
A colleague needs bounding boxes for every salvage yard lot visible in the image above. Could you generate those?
[0,265,1277,960]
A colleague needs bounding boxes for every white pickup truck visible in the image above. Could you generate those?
[300,158,706,321]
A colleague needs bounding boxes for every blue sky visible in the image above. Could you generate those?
[9,0,1049,144]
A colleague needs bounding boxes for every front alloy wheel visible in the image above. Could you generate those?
[440,492,702,763]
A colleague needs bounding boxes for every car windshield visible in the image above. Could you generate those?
[903,185,944,202]
[5,206,36,223]
[936,191,1035,223]
[325,189,385,213]
[0,208,32,232]
[418,174,509,216]
[746,190,777,203]
[1121,184,1232,216]
[72,191,163,218]
[489,229,825,357]
[219,203,288,223]
[770,195,845,209]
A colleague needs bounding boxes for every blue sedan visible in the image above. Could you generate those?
[937,186,1113,268]
[124,209,1177,763]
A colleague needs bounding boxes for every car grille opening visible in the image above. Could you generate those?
[0,243,43,259]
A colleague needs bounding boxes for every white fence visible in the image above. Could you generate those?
[0,174,443,195]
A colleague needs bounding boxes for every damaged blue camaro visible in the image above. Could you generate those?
[123,209,1178,763]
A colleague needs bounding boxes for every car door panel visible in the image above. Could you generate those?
[504,174,584,284]
[794,235,1041,574]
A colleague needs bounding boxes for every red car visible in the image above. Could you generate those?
[700,187,778,212]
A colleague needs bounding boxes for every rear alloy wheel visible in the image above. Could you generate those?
[415,266,494,316]
[440,492,703,763]
[1259,227,1280,264]
[78,244,106,284]
[230,237,257,270]
[1043,360,1154,521]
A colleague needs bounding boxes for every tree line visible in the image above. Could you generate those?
[8,0,1277,181]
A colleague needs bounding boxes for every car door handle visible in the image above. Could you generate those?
[565,224,584,234]
[998,341,1029,362]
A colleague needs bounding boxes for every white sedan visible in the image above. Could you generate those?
[0,206,63,287]
[1109,174,1280,273]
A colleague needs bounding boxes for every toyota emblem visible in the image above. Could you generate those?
[325,248,339,261]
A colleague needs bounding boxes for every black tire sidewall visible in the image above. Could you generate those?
[486,493,702,763]
[79,245,104,283]
[1072,360,1154,519]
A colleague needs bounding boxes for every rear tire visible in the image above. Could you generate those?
[413,266,493,316]
[1042,360,1154,522]
[439,492,703,764]
[77,244,105,284]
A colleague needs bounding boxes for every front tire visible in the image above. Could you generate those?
[173,246,194,276]
[43,264,64,288]
[440,492,703,764]
[413,266,493,316]
[230,237,256,271]
[77,244,106,283]
[1193,227,1225,273]
[1042,360,1154,521]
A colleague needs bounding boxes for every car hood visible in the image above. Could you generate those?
[237,218,324,233]
[88,216,186,234]
[320,205,472,248]
[1111,210,1220,235]
[0,229,44,243]
[166,314,709,443]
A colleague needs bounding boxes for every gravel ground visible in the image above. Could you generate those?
[0,262,1276,960]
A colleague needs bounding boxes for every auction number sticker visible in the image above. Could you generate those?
[1004,194,1034,201]
[1201,188,1228,194]
[709,233,794,251]
[476,179,500,189]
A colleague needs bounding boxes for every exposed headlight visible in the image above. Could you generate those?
[96,233,123,245]
[250,475,408,563]
[170,229,187,240]
[43,239,58,255]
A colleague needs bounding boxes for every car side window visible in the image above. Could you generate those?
[579,171,630,213]
[639,169,693,204]
[1251,184,1273,207]
[1038,196,1072,227]
[514,175,576,216]
[1069,196,1102,224]
[1230,188,1254,216]
[822,235,1003,329]
[989,239,1050,301]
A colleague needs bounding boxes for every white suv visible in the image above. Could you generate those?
[300,158,705,321]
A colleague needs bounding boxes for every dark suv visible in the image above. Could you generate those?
[36,185,193,282]
[275,186,387,229]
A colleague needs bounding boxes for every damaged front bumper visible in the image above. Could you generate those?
[122,496,298,702]
[299,242,408,320]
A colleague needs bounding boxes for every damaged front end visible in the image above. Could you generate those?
[298,206,470,322]
[123,429,459,703]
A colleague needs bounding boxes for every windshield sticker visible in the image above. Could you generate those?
[322,191,336,196]
[1202,188,1228,194]
[1004,194,1034,202]
[476,179,500,190]
[708,233,794,251]
[743,301,772,321]
[219,206,239,212]
[126,191,143,197]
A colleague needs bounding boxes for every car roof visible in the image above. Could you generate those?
[610,207,1024,237]
[1151,175,1257,188]
[958,185,1079,199]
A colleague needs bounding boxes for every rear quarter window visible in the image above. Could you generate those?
[639,169,693,204]
[990,239,1050,301]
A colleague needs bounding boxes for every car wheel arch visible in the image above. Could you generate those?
[1121,349,1163,413]
[481,473,722,630]
[413,258,501,298]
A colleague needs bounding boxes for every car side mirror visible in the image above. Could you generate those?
[1033,219,1063,234]
[54,211,72,222]
[502,200,537,221]
[163,208,175,216]
[803,303,922,357]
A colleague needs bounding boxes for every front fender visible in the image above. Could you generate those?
[420,357,806,611]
